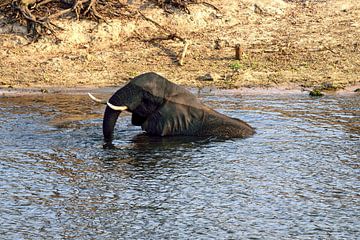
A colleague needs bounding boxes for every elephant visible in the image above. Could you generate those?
[88,72,255,145]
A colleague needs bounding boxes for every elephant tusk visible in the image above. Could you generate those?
[106,102,128,111]
[88,93,107,104]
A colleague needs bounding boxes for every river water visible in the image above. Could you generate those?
[0,89,359,239]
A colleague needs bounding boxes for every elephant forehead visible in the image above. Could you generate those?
[130,72,167,96]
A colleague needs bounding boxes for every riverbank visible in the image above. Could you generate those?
[1,84,359,98]
[0,0,359,91]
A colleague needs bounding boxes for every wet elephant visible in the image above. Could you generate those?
[89,72,255,145]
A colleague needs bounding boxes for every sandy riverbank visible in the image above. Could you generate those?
[0,0,359,91]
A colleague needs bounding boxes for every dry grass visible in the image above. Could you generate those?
[0,0,359,90]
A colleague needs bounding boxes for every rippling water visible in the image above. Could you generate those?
[0,90,359,239]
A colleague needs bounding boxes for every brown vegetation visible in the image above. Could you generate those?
[0,0,359,91]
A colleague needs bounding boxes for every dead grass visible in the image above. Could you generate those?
[0,0,359,90]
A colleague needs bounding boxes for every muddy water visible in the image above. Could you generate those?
[0,90,359,239]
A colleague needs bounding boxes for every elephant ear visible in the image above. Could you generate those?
[141,101,205,136]
[141,85,208,136]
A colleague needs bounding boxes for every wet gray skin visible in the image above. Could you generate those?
[0,90,359,239]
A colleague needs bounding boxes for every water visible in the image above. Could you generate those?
[0,90,359,239]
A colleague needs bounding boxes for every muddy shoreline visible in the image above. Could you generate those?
[1,83,359,98]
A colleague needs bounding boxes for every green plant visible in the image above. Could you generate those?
[229,55,260,71]
[229,61,242,71]
[309,89,324,97]
[128,71,138,77]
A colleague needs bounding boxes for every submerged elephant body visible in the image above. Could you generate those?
[94,72,255,144]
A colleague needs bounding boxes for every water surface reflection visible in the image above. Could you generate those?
[0,91,359,239]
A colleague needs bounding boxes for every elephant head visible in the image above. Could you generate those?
[89,72,255,145]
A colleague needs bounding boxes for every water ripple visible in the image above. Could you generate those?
[0,92,359,239]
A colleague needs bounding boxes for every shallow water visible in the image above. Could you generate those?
[0,90,359,239]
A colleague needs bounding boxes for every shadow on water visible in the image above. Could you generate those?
[0,91,359,239]
[99,134,225,175]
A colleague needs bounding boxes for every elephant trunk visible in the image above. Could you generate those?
[103,106,121,144]
[102,84,135,147]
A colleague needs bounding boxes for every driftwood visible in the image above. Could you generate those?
[179,40,190,65]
